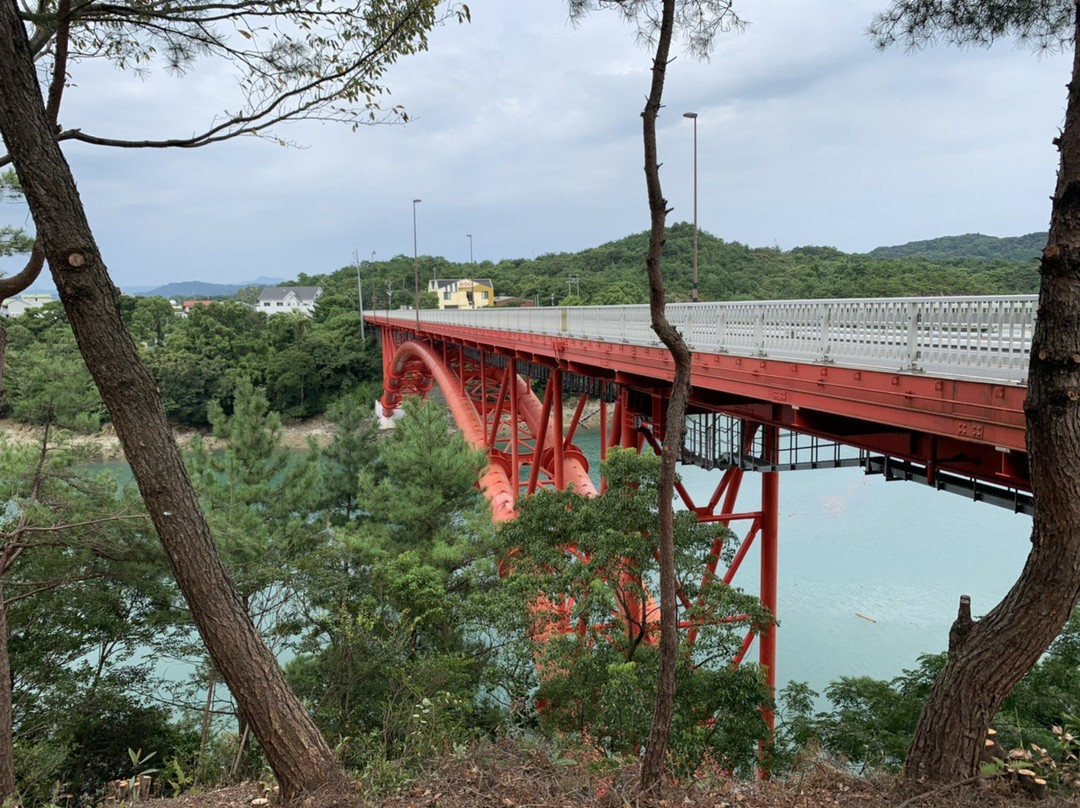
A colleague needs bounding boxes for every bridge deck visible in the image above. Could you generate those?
[367,295,1032,499]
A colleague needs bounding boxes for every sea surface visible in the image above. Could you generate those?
[568,429,1032,696]
[95,429,1033,701]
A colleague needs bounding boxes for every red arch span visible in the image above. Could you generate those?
[379,340,596,521]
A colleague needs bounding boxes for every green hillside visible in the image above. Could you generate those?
[312,223,1040,308]
[868,232,1046,264]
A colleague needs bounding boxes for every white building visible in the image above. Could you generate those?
[257,286,322,316]
[1,293,53,317]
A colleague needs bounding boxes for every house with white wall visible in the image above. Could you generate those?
[1,293,53,317]
[257,286,322,316]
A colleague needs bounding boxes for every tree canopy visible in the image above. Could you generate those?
[3,0,467,161]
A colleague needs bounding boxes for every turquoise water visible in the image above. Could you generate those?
[568,429,1031,694]
[94,433,1032,698]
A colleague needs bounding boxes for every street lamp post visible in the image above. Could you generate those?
[412,198,421,327]
[466,233,473,265]
[370,251,376,313]
[683,111,699,302]
[353,248,365,340]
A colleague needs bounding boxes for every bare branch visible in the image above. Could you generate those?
[5,571,106,604]
[0,240,44,302]
[44,0,70,123]
[0,0,454,167]
[569,0,745,59]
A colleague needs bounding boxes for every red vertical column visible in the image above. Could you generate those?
[479,352,488,430]
[759,425,780,733]
[619,386,637,449]
[599,400,608,462]
[381,326,394,379]
[552,367,565,490]
[509,358,520,504]
[458,345,466,399]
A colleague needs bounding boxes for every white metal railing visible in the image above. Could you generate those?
[369,295,1037,384]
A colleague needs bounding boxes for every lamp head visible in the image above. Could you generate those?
[683,112,698,119]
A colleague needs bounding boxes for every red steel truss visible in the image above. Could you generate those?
[376,325,790,724]
[372,313,1030,731]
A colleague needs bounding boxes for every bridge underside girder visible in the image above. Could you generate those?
[377,321,1029,498]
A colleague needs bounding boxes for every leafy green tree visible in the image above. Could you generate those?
[288,400,501,771]
[265,345,323,420]
[130,296,176,346]
[311,293,354,322]
[497,448,773,775]
[0,432,177,802]
[4,328,105,431]
[6,301,67,339]
[262,308,374,418]
[357,398,489,546]
[774,613,1080,775]
[814,655,943,772]
[188,378,322,633]
[588,280,647,306]
[148,302,269,425]
[184,379,330,777]
[999,610,1080,750]
[316,394,380,521]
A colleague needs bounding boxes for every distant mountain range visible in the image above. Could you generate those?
[124,277,286,298]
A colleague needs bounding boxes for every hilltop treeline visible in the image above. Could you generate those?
[2,226,1042,432]
[304,223,1041,309]
[868,231,1047,264]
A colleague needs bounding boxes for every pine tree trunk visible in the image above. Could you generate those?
[0,1,349,800]
[0,590,15,804]
[904,8,1080,783]
[639,0,694,792]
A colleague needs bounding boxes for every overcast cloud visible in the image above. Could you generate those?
[0,0,1070,292]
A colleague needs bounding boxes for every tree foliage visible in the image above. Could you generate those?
[0,434,182,804]
[9,0,467,157]
[287,400,502,777]
[869,0,1072,51]
[497,449,773,775]
[777,611,1080,775]
[187,378,323,641]
[0,170,32,258]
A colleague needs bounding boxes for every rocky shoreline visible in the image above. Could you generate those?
[0,417,338,461]
[0,402,604,463]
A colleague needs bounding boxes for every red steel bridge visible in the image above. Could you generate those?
[369,295,1034,721]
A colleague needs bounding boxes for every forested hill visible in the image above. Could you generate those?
[311,222,1041,309]
[868,232,1046,264]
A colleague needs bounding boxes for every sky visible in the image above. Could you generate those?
[0,0,1071,293]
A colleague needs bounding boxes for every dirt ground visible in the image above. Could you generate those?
[146,744,1080,808]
